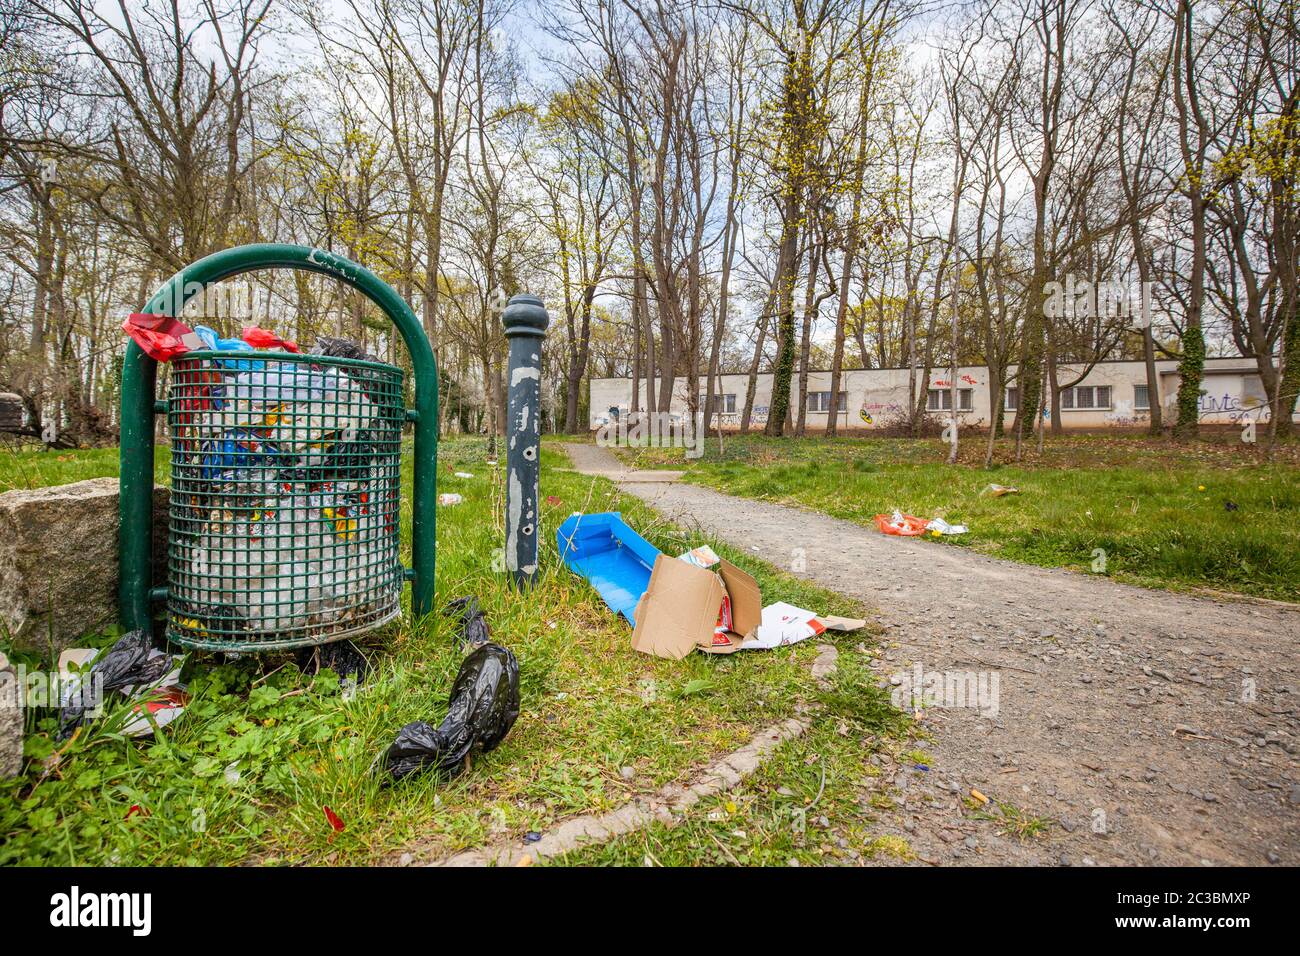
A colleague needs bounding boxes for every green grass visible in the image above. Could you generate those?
[972,800,1053,842]
[0,444,170,492]
[550,647,915,866]
[0,438,897,866]
[614,433,1300,602]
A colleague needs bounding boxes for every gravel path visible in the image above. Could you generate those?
[563,442,1299,866]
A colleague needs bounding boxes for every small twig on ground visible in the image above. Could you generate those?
[802,756,827,814]
[708,830,743,866]
[253,660,291,686]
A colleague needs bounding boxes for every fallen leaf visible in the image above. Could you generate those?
[323,805,345,839]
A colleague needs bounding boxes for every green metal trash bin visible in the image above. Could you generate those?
[167,351,405,650]
[119,243,439,652]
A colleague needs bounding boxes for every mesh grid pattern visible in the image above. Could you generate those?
[166,350,405,651]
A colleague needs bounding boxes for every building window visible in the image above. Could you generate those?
[1060,385,1111,410]
[1134,385,1149,410]
[1005,387,1018,411]
[927,388,973,412]
[1241,376,1268,406]
[700,393,737,414]
[808,391,847,413]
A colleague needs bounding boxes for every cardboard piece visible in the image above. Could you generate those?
[712,561,762,652]
[631,555,763,659]
[821,615,867,632]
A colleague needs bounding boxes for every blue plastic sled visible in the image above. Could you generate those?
[556,512,662,626]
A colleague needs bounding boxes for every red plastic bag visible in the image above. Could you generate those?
[122,313,204,362]
[242,326,300,353]
[873,512,930,536]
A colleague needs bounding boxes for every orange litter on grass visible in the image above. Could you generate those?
[873,512,931,536]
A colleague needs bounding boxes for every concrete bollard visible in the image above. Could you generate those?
[501,294,549,589]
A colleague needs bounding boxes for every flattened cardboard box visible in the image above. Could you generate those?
[631,554,762,659]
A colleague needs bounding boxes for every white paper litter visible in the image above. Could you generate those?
[926,517,968,535]
[742,601,826,650]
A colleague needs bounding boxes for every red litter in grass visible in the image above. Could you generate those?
[125,804,149,820]
[546,495,562,506]
[323,806,345,839]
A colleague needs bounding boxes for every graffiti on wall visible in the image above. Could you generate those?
[1104,399,1148,427]
[858,400,903,426]
[931,375,979,388]
[1196,392,1268,423]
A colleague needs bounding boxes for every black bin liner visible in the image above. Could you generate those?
[57,630,173,739]
[444,596,490,646]
[384,643,520,780]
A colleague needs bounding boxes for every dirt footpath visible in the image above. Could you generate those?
[563,443,1299,866]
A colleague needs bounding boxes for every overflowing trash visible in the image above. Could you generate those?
[123,313,306,368]
[194,324,260,369]
[559,512,864,660]
[121,312,205,362]
[163,330,404,649]
[243,326,300,353]
[57,630,187,740]
[313,336,379,364]
[383,643,521,780]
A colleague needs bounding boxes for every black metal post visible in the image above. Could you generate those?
[502,294,549,588]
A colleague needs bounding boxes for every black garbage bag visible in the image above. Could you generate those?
[311,337,386,401]
[312,336,379,364]
[57,630,175,739]
[296,640,369,683]
[384,643,520,780]
[443,596,490,646]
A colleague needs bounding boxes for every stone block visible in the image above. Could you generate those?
[0,478,167,654]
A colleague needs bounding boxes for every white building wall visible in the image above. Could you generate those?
[589,358,1295,431]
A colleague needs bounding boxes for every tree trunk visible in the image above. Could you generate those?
[741,302,773,434]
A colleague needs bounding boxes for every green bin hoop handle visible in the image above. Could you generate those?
[119,243,439,632]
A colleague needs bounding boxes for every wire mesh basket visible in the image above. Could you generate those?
[165,349,405,651]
